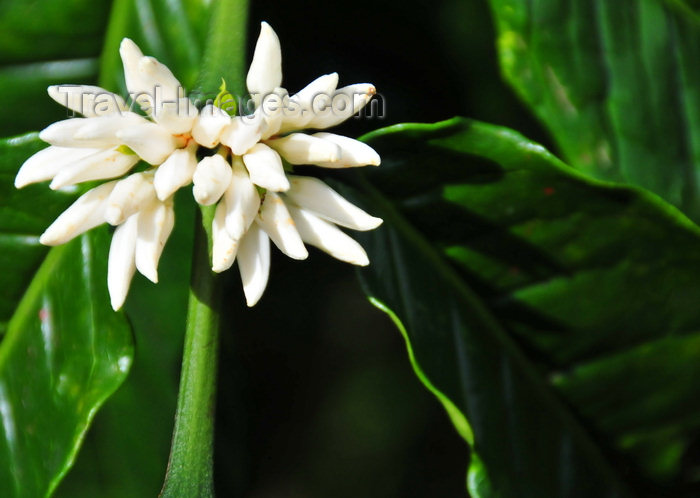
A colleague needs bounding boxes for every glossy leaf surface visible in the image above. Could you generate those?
[488,0,700,218]
[353,118,700,496]
[0,134,70,330]
[0,134,133,497]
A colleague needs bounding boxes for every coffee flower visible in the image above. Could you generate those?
[14,22,383,310]
[15,39,198,310]
[203,23,382,306]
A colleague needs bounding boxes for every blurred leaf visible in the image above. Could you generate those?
[670,0,700,16]
[488,0,700,218]
[0,59,98,137]
[0,0,111,64]
[351,118,700,496]
[0,0,112,136]
[0,134,133,496]
[99,0,215,93]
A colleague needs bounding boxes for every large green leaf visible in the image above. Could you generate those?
[350,118,700,496]
[488,0,700,219]
[0,134,133,496]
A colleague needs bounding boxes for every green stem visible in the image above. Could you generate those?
[160,207,220,498]
[159,0,249,492]
[196,0,249,97]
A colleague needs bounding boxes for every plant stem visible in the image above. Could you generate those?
[196,0,249,97]
[160,0,248,492]
[161,207,220,498]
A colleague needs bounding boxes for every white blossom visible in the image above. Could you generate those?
[192,154,233,205]
[15,22,383,310]
[208,22,382,307]
[16,39,195,310]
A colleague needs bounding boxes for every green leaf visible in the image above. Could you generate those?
[351,117,700,496]
[99,0,215,94]
[0,60,98,138]
[55,197,194,497]
[0,0,111,64]
[0,134,133,497]
[0,134,72,330]
[0,0,112,137]
[488,0,700,218]
[668,0,700,17]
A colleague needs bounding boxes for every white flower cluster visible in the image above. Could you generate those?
[15,23,382,310]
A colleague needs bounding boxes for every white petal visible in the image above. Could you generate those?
[138,55,183,102]
[116,122,177,164]
[219,111,264,155]
[191,104,231,148]
[120,38,147,98]
[256,192,307,260]
[15,146,101,188]
[192,155,232,206]
[154,145,198,200]
[39,181,117,245]
[120,39,184,114]
[291,73,339,110]
[151,98,198,134]
[212,200,238,273]
[108,213,138,310]
[50,148,139,190]
[73,112,149,144]
[105,172,157,225]
[258,87,288,140]
[246,22,282,105]
[224,157,261,240]
[48,85,128,117]
[241,143,289,191]
[40,118,118,148]
[286,175,382,230]
[135,199,175,283]
[265,133,340,165]
[310,132,380,167]
[237,223,270,307]
[306,83,376,129]
[288,205,369,265]
[278,73,338,133]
